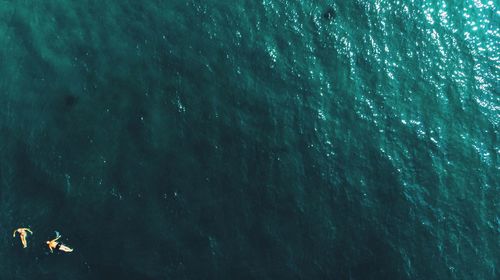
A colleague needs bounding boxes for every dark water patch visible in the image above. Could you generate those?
[323,7,336,21]
[63,94,78,108]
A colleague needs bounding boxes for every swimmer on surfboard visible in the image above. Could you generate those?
[47,232,74,253]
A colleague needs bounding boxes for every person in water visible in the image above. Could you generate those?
[13,228,33,248]
[46,232,74,253]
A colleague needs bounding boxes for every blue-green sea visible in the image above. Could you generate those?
[0,0,498,279]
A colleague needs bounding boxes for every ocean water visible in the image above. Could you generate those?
[0,0,498,279]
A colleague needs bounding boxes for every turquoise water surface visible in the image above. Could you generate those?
[0,0,498,279]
